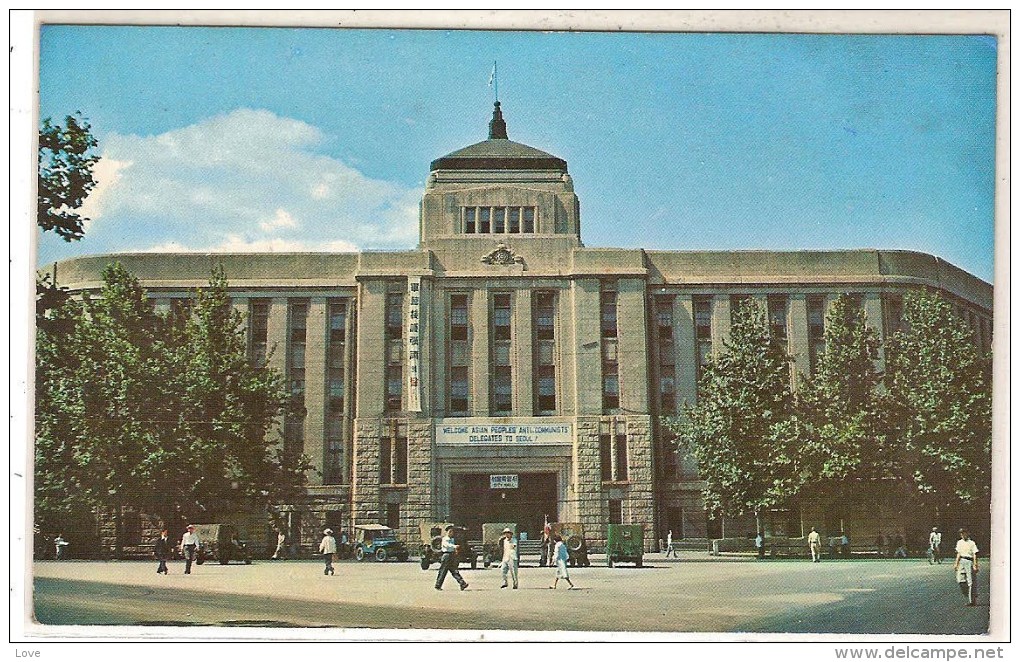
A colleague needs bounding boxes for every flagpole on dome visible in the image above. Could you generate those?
[488,60,498,103]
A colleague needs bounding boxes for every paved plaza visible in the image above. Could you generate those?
[28,553,995,636]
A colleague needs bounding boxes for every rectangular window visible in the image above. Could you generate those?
[492,294,512,340]
[508,207,521,233]
[807,295,826,374]
[450,366,469,415]
[479,207,491,233]
[537,365,556,413]
[393,434,407,484]
[615,432,628,481]
[287,301,308,448]
[464,207,476,234]
[600,434,613,482]
[492,372,512,414]
[885,295,903,335]
[533,291,557,414]
[326,299,347,414]
[450,295,468,340]
[385,292,403,412]
[535,292,555,340]
[379,436,392,484]
[693,296,712,340]
[386,367,402,412]
[386,294,403,338]
[609,499,622,525]
[448,293,470,416]
[767,295,789,341]
[324,416,344,485]
[656,297,673,339]
[491,293,513,411]
[600,290,618,338]
[249,299,269,368]
[493,207,506,233]
[603,373,620,411]
[386,504,401,531]
[523,207,535,233]
[380,425,407,485]
[601,285,620,413]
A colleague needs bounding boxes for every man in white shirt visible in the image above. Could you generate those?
[953,528,979,606]
[929,527,943,565]
[180,524,201,574]
[665,530,676,558]
[435,525,468,591]
[807,527,822,563]
[319,528,337,576]
[498,527,519,589]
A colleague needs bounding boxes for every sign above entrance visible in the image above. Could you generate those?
[490,474,519,489]
[436,417,573,446]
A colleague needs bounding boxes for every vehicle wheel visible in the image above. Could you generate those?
[430,536,443,552]
[355,547,365,561]
[567,535,583,552]
[375,547,389,562]
[196,558,205,566]
[420,556,430,570]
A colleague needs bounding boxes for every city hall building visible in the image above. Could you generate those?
[54,104,993,553]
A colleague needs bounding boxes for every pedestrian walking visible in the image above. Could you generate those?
[319,528,337,576]
[498,527,519,589]
[953,528,979,606]
[53,534,70,560]
[539,524,554,567]
[180,524,200,574]
[755,531,766,560]
[808,527,822,563]
[434,525,468,591]
[664,530,677,558]
[549,535,575,589]
[154,528,172,575]
[272,529,287,560]
[929,527,943,565]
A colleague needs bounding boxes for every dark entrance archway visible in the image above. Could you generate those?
[450,472,557,541]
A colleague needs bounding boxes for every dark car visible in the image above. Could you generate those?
[193,524,252,565]
[551,522,591,567]
[353,524,409,562]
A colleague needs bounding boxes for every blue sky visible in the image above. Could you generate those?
[37,26,997,281]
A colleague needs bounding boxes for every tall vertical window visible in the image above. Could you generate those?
[693,296,713,386]
[807,295,826,373]
[461,206,537,234]
[385,291,403,412]
[534,291,557,414]
[599,420,628,482]
[767,295,789,343]
[285,300,309,455]
[386,504,401,531]
[884,295,903,336]
[491,293,513,414]
[448,294,470,415]
[601,285,620,413]
[324,299,347,484]
[655,296,676,413]
[380,423,407,485]
[249,299,269,368]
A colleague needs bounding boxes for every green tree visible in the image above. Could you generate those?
[884,289,992,516]
[795,295,893,507]
[665,299,798,530]
[38,112,100,242]
[35,263,308,541]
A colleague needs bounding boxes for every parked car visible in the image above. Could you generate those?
[606,524,644,567]
[551,522,591,567]
[353,524,409,562]
[417,521,477,569]
[193,524,252,565]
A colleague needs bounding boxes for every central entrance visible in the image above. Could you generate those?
[450,472,558,541]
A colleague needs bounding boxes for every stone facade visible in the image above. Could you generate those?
[52,104,994,556]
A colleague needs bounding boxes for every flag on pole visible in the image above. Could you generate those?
[488,62,496,87]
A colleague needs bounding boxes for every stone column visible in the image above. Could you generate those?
[515,289,534,416]
[352,418,382,525]
[571,278,602,415]
[355,280,387,418]
[863,292,885,375]
[617,278,649,415]
[788,294,810,389]
[711,294,731,357]
[304,297,327,486]
[674,295,697,408]
[266,298,289,447]
[471,289,490,416]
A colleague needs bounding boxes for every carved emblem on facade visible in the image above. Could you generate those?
[481,243,526,269]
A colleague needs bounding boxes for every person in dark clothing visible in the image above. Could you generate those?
[539,524,554,567]
[154,528,172,575]
[434,525,468,591]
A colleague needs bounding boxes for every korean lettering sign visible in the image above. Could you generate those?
[407,276,422,412]
[490,474,519,489]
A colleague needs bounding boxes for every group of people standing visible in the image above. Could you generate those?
[151,524,200,575]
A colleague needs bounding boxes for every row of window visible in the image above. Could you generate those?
[462,206,537,234]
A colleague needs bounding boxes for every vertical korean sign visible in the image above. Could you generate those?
[407,276,422,412]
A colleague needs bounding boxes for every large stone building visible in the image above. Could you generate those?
[53,103,993,554]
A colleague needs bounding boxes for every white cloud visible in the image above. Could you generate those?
[87,109,419,253]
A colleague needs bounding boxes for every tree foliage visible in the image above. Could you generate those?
[38,112,100,242]
[666,299,797,520]
[795,295,892,496]
[35,263,309,533]
[884,289,992,509]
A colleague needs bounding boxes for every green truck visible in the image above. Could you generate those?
[605,524,644,567]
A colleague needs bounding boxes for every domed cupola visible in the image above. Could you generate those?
[430,102,568,173]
